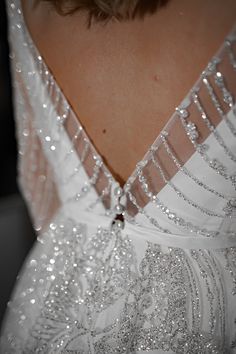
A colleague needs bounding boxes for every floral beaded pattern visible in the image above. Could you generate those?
[2,218,235,353]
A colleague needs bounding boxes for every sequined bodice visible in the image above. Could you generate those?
[6,0,236,237]
[1,1,236,353]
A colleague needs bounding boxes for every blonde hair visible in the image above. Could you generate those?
[41,0,169,24]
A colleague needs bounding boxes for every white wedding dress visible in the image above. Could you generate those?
[1,1,236,353]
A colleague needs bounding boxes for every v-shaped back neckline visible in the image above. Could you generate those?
[18,0,236,193]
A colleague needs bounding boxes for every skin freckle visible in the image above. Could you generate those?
[154,74,159,82]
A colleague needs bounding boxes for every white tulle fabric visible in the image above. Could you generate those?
[1,1,236,353]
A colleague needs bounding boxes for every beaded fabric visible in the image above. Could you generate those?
[1,0,236,353]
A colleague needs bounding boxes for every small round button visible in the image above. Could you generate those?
[114,203,124,214]
[111,216,125,231]
[114,186,123,198]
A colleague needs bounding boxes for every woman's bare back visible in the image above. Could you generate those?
[22,0,236,185]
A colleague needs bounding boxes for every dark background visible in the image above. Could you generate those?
[0,1,35,330]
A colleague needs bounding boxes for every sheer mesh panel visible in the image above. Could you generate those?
[13,72,61,232]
